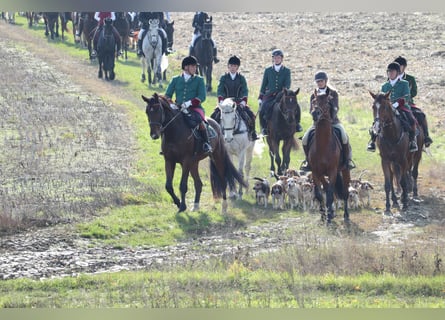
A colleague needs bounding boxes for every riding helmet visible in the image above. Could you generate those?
[394,56,407,66]
[314,71,328,81]
[228,55,241,66]
[387,62,401,73]
[271,49,284,57]
[182,56,199,69]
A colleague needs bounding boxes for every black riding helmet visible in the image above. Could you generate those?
[387,62,401,73]
[228,55,241,66]
[314,71,328,81]
[271,49,284,57]
[182,56,199,69]
[394,56,407,66]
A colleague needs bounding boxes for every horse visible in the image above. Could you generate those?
[96,20,117,80]
[43,12,62,40]
[142,93,247,214]
[81,12,97,60]
[193,17,213,92]
[217,98,255,199]
[369,91,424,214]
[114,12,130,60]
[308,90,350,224]
[265,88,301,176]
[141,19,164,88]
[25,12,40,28]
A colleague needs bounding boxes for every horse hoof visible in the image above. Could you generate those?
[191,203,199,212]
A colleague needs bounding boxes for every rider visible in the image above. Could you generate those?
[136,11,170,58]
[189,11,219,64]
[300,71,356,171]
[211,55,258,141]
[165,56,212,154]
[258,49,302,135]
[394,55,433,147]
[367,62,418,153]
[91,12,121,58]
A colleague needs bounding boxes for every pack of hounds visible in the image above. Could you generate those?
[253,169,374,211]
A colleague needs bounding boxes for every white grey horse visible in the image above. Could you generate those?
[218,98,255,199]
[140,19,164,88]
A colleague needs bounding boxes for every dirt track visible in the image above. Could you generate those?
[0,13,444,280]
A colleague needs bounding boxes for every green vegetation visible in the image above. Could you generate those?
[0,271,443,307]
[3,16,444,308]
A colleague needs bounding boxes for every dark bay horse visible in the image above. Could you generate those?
[97,21,117,80]
[193,17,213,92]
[142,93,247,214]
[266,88,301,176]
[308,90,350,224]
[114,12,130,60]
[43,12,62,40]
[370,91,424,214]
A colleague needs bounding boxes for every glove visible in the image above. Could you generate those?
[240,100,247,107]
[183,100,192,108]
[392,101,399,108]
[170,103,178,110]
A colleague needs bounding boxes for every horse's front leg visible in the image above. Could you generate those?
[313,184,325,221]
[325,183,335,224]
[237,153,245,199]
[189,163,203,211]
[156,57,163,89]
[164,160,181,210]
[140,57,146,83]
[178,164,191,213]
[281,139,292,174]
[400,172,409,211]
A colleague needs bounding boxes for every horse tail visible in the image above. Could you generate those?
[210,148,247,198]
[334,172,347,199]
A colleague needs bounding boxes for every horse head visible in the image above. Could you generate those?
[311,89,333,123]
[369,90,394,127]
[218,98,238,142]
[143,93,167,139]
[148,19,160,47]
[278,88,300,123]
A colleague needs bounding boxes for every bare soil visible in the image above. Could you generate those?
[0,13,444,280]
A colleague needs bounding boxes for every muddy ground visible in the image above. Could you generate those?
[0,13,444,280]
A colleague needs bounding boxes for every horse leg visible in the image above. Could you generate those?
[189,163,203,212]
[98,59,103,78]
[178,165,191,213]
[341,169,350,222]
[281,140,292,174]
[313,184,326,221]
[164,161,181,209]
[400,173,409,211]
[325,182,336,224]
[140,58,146,83]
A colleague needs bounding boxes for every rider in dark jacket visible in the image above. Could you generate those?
[137,12,169,57]
[189,12,219,64]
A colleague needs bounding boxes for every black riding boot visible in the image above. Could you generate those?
[300,144,311,171]
[367,129,377,152]
[342,143,356,170]
[420,114,433,147]
[259,110,268,136]
[200,123,212,154]
[213,47,220,64]
[409,126,418,152]
[295,110,303,132]
[189,45,194,56]
[137,39,144,57]
[160,33,168,55]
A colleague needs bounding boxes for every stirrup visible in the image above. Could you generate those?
[424,136,433,147]
[203,143,212,154]
[261,128,268,136]
[409,141,418,152]
[300,160,311,172]
[348,160,356,170]
[367,142,376,152]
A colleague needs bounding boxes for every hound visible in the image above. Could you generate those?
[253,177,270,208]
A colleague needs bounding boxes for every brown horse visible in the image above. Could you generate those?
[308,90,350,224]
[114,12,130,60]
[370,91,424,214]
[266,88,300,176]
[142,93,247,214]
[81,12,97,60]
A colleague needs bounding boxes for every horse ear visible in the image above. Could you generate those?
[368,90,376,99]
[384,90,391,99]
[314,89,318,97]
[295,88,300,95]
[209,16,212,22]
[141,95,149,102]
